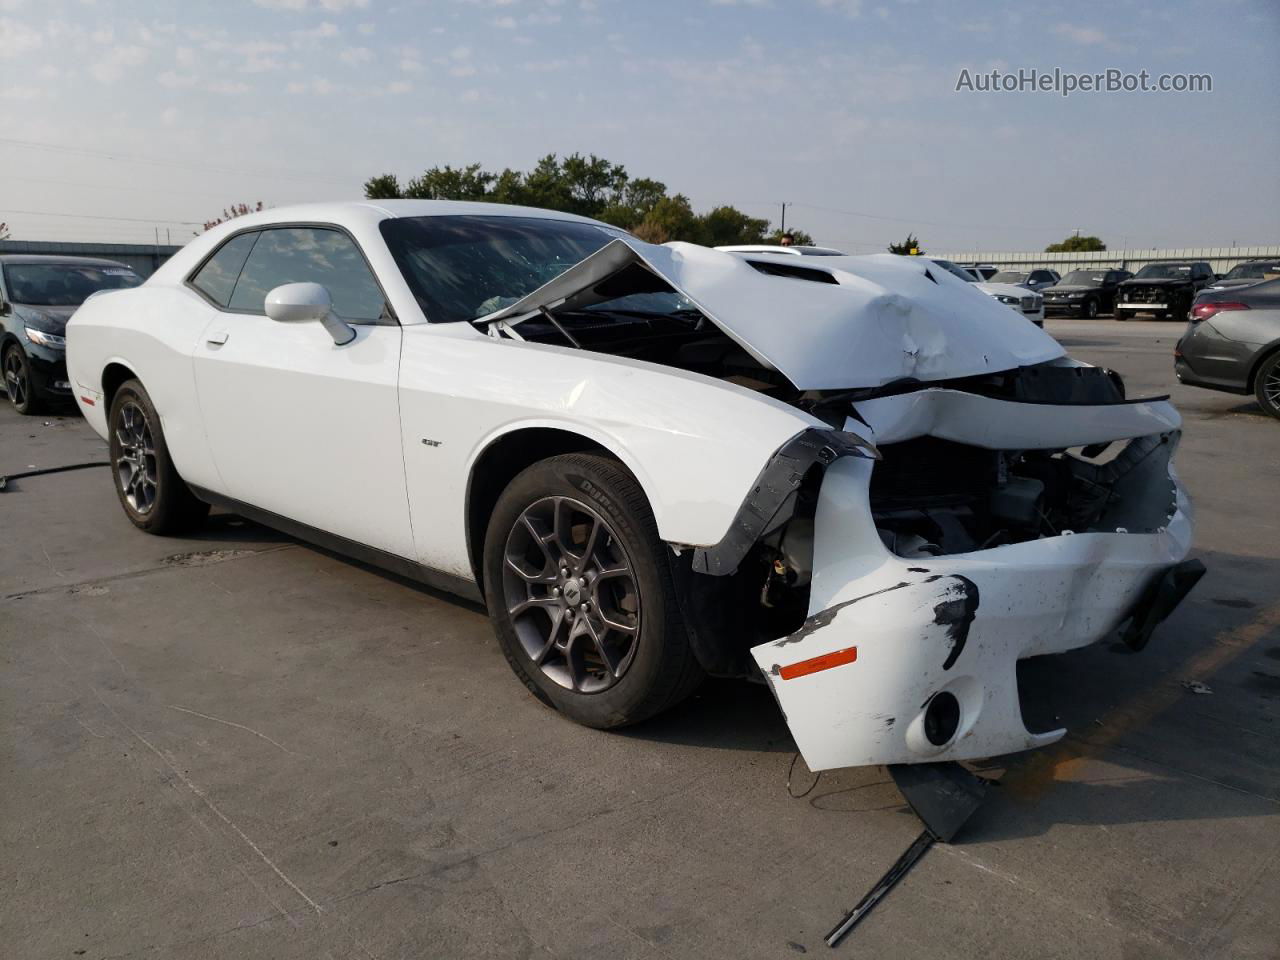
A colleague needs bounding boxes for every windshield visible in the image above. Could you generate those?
[3,262,142,306]
[1135,263,1193,279]
[1059,271,1106,286]
[930,259,977,282]
[380,215,629,323]
[1223,262,1278,280]
[990,271,1028,284]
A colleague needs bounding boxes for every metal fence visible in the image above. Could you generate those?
[931,246,1280,276]
[0,240,183,278]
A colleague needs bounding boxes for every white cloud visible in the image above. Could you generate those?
[357,21,374,34]
[1052,23,1107,45]
[207,79,251,94]
[0,0,28,10]
[161,106,180,125]
[387,79,411,94]
[493,15,516,28]
[90,44,148,83]
[1,83,42,99]
[291,21,340,41]
[400,57,423,72]
[254,0,369,9]
[157,70,198,87]
[815,0,861,15]
[338,45,372,64]
[0,17,42,57]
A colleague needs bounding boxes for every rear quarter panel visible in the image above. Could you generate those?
[67,285,222,491]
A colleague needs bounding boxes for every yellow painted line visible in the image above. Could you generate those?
[1005,602,1280,800]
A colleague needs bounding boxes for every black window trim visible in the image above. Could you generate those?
[183,220,398,326]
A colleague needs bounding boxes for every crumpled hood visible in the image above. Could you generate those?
[16,304,77,335]
[482,239,1063,390]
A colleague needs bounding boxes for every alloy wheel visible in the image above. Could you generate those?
[1264,363,1280,413]
[114,400,158,514]
[501,495,641,694]
[3,349,28,409]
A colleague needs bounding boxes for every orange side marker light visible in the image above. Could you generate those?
[778,646,858,680]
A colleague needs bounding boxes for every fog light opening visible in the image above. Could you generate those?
[923,692,961,746]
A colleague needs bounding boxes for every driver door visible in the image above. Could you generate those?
[190,225,414,559]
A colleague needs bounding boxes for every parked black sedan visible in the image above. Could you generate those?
[1043,268,1132,318]
[0,255,142,414]
[1115,261,1215,321]
[1175,277,1280,419]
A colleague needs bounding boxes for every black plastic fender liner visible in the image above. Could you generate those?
[1122,558,1206,651]
[690,428,879,577]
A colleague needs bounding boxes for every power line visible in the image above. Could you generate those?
[0,135,357,189]
[1,209,201,226]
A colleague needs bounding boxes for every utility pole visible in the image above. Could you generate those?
[780,202,788,234]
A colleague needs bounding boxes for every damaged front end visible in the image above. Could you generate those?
[479,234,1201,770]
[741,366,1201,770]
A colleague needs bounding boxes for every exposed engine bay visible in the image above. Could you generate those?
[483,241,1192,715]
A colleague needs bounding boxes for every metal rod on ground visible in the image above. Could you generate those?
[824,830,935,948]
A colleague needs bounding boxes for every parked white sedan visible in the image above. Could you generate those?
[66,201,1201,772]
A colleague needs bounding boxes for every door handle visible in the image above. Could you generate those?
[206,331,229,346]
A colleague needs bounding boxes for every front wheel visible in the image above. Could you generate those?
[483,453,702,729]
[108,379,209,534]
[1084,298,1099,319]
[1255,352,1280,421]
[3,344,44,415]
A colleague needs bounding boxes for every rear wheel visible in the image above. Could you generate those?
[1255,352,1280,421]
[108,379,209,534]
[3,343,44,415]
[483,453,702,729]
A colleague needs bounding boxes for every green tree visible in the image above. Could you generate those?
[701,205,770,247]
[0,221,10,241]
[363,156,820,248]
[887,233,924,255]
[1045,234,1106,253]
[363,174,402,199]
[403,163,494,201]
[633,194,704,244]
[559,153,627,218]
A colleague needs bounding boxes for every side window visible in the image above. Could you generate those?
[191,232,259,307]
[227,227,387,322]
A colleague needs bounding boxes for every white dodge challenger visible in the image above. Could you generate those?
[66,200,1202,772]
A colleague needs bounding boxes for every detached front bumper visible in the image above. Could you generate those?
[751,397,1196,771]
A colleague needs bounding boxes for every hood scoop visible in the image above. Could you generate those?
[479,238,1063,391]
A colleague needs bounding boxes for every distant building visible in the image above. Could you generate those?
[0,240,182,278]
[932,246,1280,276]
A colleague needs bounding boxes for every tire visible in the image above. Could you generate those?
[3,343,45,415]
[1084,298,1099,319]
[1255,351,1280,421]
[483,453,702,729]
[107,379,209,534]
[1114,309,1128,321]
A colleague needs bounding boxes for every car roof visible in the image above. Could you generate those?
[0,254,132,268]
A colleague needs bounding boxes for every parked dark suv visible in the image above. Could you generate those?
[1043,268,1132,318]
[0,255,142,414]
[1116,261,1215,321]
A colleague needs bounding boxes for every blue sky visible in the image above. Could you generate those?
[2,0,1277,252]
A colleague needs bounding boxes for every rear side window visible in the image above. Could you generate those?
[191,232,259,307]
[227,227,386,321]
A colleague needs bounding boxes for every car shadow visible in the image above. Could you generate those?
[625,546,1280,839]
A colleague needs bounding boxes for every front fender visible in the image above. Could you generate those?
[398,328,828,577]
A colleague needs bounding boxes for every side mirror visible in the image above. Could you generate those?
[0,300,10,317]
[264,282,355,346]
